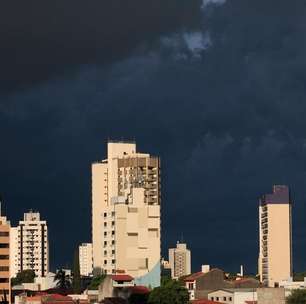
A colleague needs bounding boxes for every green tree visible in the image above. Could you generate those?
[287,289,306,304]
[11,270,36,286]
[72,248,81,293]
[148,279,189,304]
[54,269,72,290]
[87,274,106,290]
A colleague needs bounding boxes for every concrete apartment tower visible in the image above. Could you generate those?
[79,243,93,276]
[10,211,49,277]
[258,185,292,287]
[92,141,161,287]
[169,242,191,279]
[0,204,11,303]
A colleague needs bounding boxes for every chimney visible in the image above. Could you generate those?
[201,265,210,274]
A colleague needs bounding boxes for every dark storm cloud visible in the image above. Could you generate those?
[0,0,201,92]
[1,0,306,273]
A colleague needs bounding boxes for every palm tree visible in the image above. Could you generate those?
[54,269,72,290]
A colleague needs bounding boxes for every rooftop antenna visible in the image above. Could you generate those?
[180,233,184,243]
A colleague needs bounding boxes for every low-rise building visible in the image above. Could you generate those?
[207,289,257,304]
[184,266,260,301]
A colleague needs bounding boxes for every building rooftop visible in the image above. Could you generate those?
[260,185,290,205]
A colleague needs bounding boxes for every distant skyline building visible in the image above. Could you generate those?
[10,211,49,277]
[0,205,11,303]
[169,241,191,279]
[258,185,292,287]
[79,243,93,276]
[92,141,161,287]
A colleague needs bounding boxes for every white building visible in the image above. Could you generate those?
[169,242,191,279]
[92,141,161,287]
[79,243,93,276]
[208,289,257,304]
[10,211,49,277]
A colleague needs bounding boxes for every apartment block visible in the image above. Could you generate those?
[258,185,292,287]
[92,141,161,287]
[0,208,11,303]
[169,242,191,279]
[79,243,93,276]
[11,211,49,277]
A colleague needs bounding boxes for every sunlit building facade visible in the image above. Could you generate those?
[258,185,292,287]
[92,141,161,287]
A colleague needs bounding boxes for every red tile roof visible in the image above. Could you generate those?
[111,274,134,282]
[245,301,257,304]
[129,286,150,294]
[184,271,205,282]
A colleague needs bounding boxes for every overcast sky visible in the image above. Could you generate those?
[1,0,306,273]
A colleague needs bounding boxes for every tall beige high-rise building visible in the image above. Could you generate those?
[79,243,93,276]
[92,141,161,287]
[0,203,11,303]
[258,185,292,287]
[10,211,49,277]
[169,242,191,279]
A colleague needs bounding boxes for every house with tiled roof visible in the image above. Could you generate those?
[184,266,260,301]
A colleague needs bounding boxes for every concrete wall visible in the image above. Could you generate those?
[257,288,285,304]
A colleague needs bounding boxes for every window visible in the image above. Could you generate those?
[112,259,115,264]
[223,297,227,301]
[112,231,115,235]
[0,244,9,248]
[188,283,194,290]
[112,240,115,245]
[216,297,219,301]
[0,267,9,271]
[0,279,9,283]
[104,260,107,265]
[104,213,107,218]
[112,250,115,254]
[0,255,9,260]
[0,232,9,237]
[229,297,232,301]
[104,222,107,227]
[211,298,214,301]
[104,232,107,236]
[104,250,107,256]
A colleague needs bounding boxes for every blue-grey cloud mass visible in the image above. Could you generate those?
[1,0,306,273]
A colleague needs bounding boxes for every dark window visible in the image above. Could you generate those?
[0,267,9,271]
[0,256,9,260]
[0,244,9,249]
[0,232,9,237]
[0,278,9,283]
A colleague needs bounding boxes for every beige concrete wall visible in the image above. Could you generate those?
[267,204,291,286]
[259,202,292,287]
[257,288,285,304]
[92,163,108,269]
